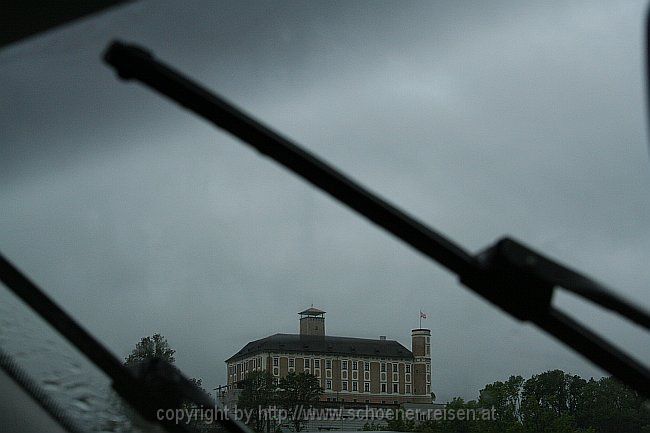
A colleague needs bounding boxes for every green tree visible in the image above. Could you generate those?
[278,372,323,432]
[124,334,206,394]
[189,377,210,395]
[520,370,585,433]
[238,371,278,433]
[416,371,648,433]
[575,377,649,433]
[120,334,218,429]
[386,411,416,432]
[478,375,524,432]
[434,397,479,433]
[125,333,176,366]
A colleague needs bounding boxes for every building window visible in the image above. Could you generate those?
[352,371,358,380]
[392,364,398,373]
[364,371,370,381]
[406,384,411,394]
[426,364,431,373]
[342,370,348,380]
[381,362,386,372]
[364,362,370,372]
[426,344,430,354]
[405,373,411,383]
[314,369,320,378]
[405,364,411,373]
[342,360,348,370]
[326,380,332,390]
[380,372,387,382]
[364,382,370,392]
[426,374,430,383]
[289,358,295,368]
[393,373,398,382]
[342,381,348,391]
[273,357,279,367]
[393,383,399,393]
[381,383,387,393]
[326,359,332,369]
[273,367,279,376]
[326,369,332,379]
[314,359,320,368]
[352,382,358,391]
[352,361,358,370]
[305,359,310,368]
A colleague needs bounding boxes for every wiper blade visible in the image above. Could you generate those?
[0,253,253,433]
[103,41,650,398]
[0,347,86,433]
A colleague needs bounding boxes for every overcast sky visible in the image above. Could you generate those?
[1,0,650,403]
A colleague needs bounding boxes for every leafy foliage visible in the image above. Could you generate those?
[236,371,323,433]
[365,370,649,433]
[237,370,280,433]
[124,333,176,366]
[278,372,324,432]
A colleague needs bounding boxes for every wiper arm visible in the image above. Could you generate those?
[103,41,650,398]
[0,253,253,433]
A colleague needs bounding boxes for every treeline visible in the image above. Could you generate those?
[366,370,649,433]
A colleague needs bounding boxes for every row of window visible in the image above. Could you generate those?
[273,357,412,372]
[322,380,412,394]
[237,357,425,372]
[230,357,264,373]
[271,367,412,383]
[230,356,426,383]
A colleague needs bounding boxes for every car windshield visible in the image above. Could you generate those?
[1,1,649,432]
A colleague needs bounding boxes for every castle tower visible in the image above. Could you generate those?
[299,307,325,337]
[411,328,431,399]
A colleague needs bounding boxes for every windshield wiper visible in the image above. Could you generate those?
[0,253,253,433]
[103,41,650,398]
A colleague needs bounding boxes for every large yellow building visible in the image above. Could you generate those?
[224,308,432,405]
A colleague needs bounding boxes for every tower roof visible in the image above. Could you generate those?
[299,307,326,316]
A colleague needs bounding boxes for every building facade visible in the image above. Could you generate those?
[223,308,432,405]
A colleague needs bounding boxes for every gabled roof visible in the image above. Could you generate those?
[299,307,326,315]
[226,333,412,362]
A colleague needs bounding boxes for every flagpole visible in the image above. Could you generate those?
[419,310,422,329]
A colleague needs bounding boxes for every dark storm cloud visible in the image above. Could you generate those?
[1,1,649,403]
